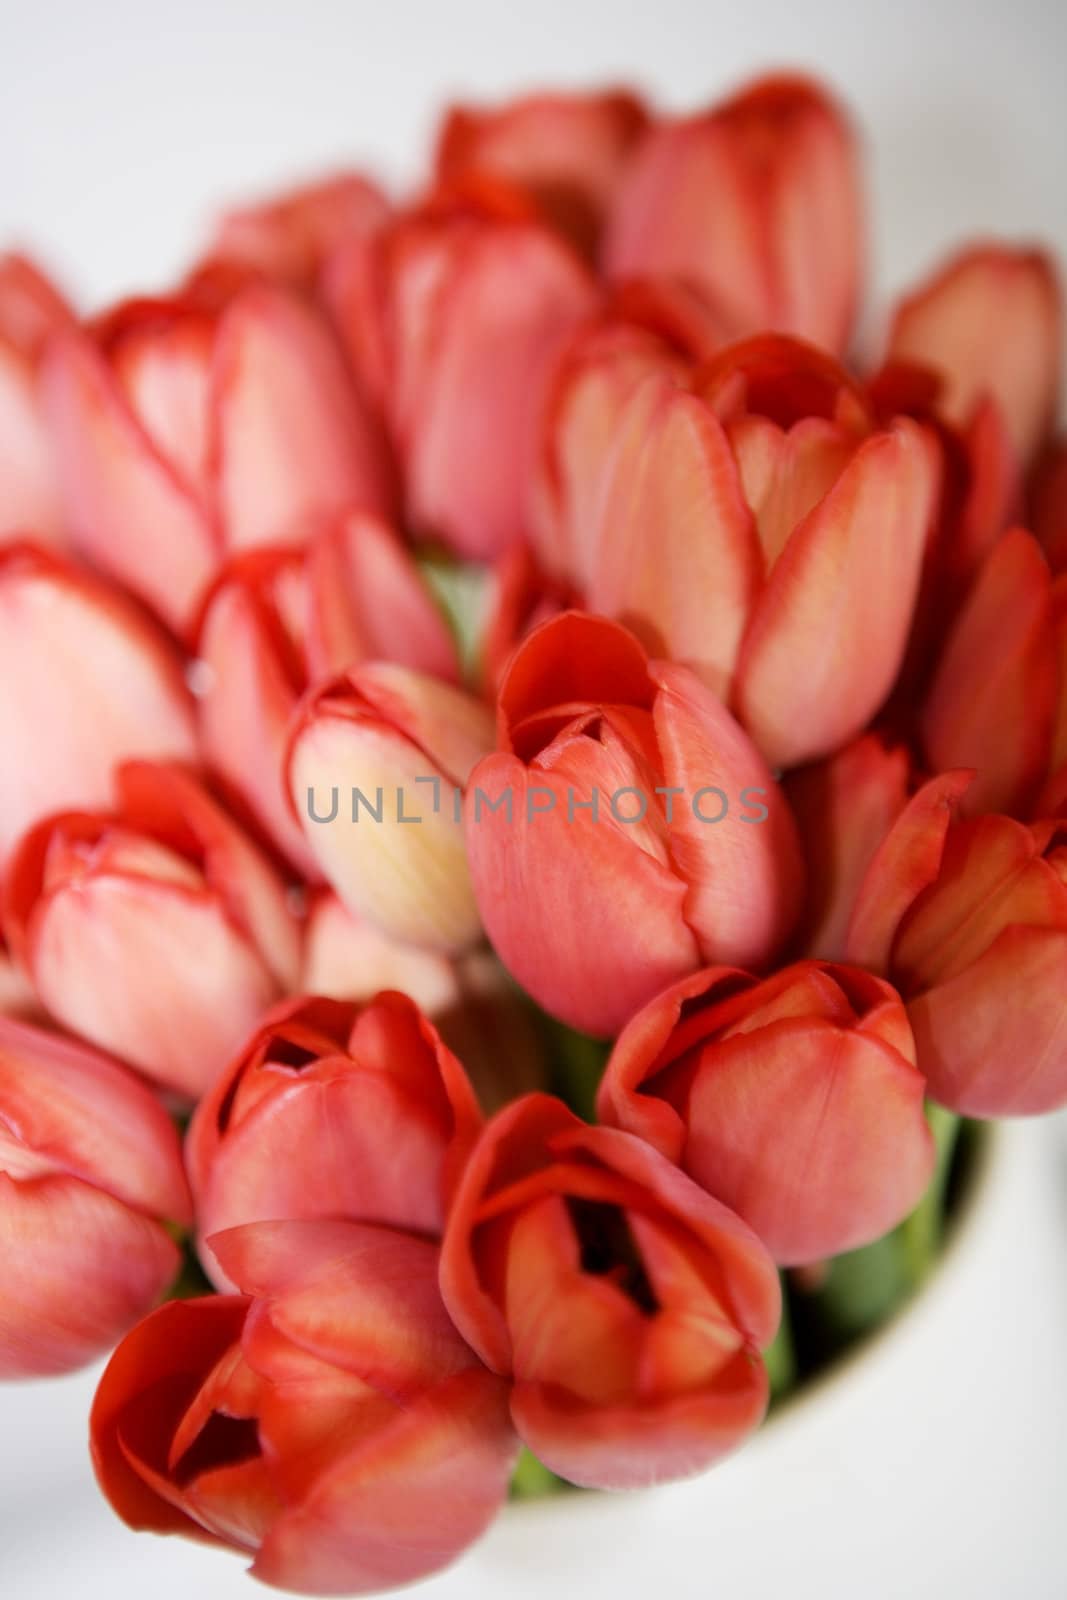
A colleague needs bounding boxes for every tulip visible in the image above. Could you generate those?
[91,1219,518,1595]
[195,512,458,872]
[1031,435,1067,575]
[43,274,393,633]
[187,992,482,1279]
[0,1015,189,1376]
[0,540,198,863]
[597,961,934,1265]
[604,74,862,354]
[0,252,75,542]
[3,762,300,1095]
[288,663,495,952]
[479,541,573,695]
[440,1093,780,1488]
[844,772,1067,1114]
[207,170,389,289]
[434,88,650,257]
[566,335,941,762]
[324,188,596,559]
[918,527,1057,816]
[464,611,802,1037]
[302,895,547,1112]
[0,934,38,1019]
[886,242,1062,471]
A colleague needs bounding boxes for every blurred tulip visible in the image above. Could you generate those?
[207,170,389,289]
[478,542,574,695]
[43,275,392,633]
[919,527,1056,816]
[0,540,197,863]
[91,1219,517,1595]
[604,75,862,354]
[0,1015,189,1376]
[434,88,649,257]
[187,992,482,1279]
[844,773,1067,1114]
[0,934,39,1019]
[195,512,458,872]
[598,961,933,1265]
[440,1093,779,1488]
[288,663,494,952]
[3,762,299,1095]
[0,252,75,542]
[302,895,547,1112]
[464,612,802,1037]
[325,189,596,559]
[1031,435,1067,575]
[886,242,1062,470]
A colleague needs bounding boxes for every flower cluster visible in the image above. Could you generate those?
[1,73,1065,1596]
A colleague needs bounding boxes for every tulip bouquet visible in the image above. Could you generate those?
[2,69,1066,1596]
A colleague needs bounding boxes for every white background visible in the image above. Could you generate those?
[2,2,1067,1596]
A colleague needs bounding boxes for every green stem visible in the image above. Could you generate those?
[509,1448,569,1499]
[899,1102,961,1287]
[542,1019,610,1123]
[764,1277,797,1402]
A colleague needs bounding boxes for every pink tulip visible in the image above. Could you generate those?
[464,611,803,1036]
[325,184,596,559]
[0,252,75,542]
[3,762,299,1096]
[0,1015,189,1376]
[207,170,389,289]
[43,274,393,633]
[0,540,197,863]
[186,992,482,1281]
[604,74,862,354]
[598,961,934,1265]
[440,1093,780,1489]
[434,88,650,257]
[91,1220,518,1594]
[287,663,495,952]
[886,242,1062,471]
[195,512,458,872]
[844,773,1067,1114]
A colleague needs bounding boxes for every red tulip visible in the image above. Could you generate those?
[325,188,596,559]
[187,992,482,1281]
[301,895,547,1112]
[287,663,495,952]
[0,934,38,1019]
[0,1015,189,1375]
[91,1219,518,1595]
[207,170,389,289]
[597,961,933,1265]
[845,773,1067,1114]
[604,75,862,354]
[918,527,1057,815]
[0,252,75,542]
[195,512,458,872]
[886,243,1062,471]
[465,610,802,1037]
[3,762,299,1095]
[478,542,574,695]
[43,275,392,633]
[566,335,941,761]
[440,1093,779,1489]
[434,88,650,256]
[1050,574,1067,788]
[0,540,197,863]
[1031,435,1067,575]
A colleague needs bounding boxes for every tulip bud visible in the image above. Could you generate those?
[325,195,596,559]
[605,74,862,354]
[598,961,934,1265]
[434,88,650,257]
[440,1094,780,1489]
[0,252,75,542]
[1031,435,1067,575]
[195,512,458,872]
[887,242,1062,471]
[288,663,494,952]
[207,169,389,289]
[845,775,1067,1114]
[187,992,483,1281]
[3,762,300,1095]
[91,1220,518,1594]
[0,541,197,863]
[0,1015,190,1376]
[464,610,802,1037]
[43,277,393,633]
